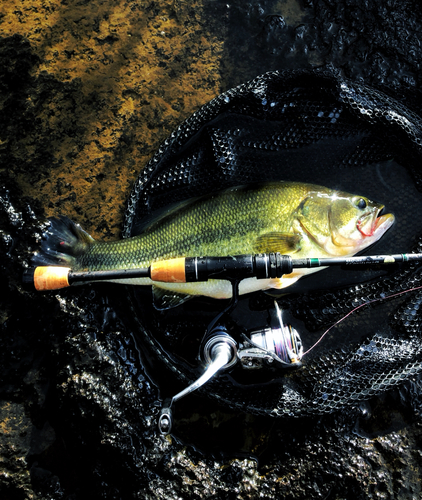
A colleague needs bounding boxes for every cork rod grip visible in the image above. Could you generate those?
[33,266,71,291]
[150,257,187,283]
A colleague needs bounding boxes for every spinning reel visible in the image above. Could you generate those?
[157,281,303,435]
[24,250,421,434]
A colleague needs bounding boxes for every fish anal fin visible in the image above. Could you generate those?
[152,285,193,310]
[255,232,302,254]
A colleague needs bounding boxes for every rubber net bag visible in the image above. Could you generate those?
[123,68,422,417]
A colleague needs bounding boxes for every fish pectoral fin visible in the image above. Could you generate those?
[254,232,302,254]
[152,285,193,310]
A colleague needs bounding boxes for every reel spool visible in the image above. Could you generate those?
[239,301,303,369]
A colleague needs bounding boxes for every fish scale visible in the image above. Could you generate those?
[76,183,306,271]
[35,181,393,308]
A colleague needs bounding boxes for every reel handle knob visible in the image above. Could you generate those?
[158,405,173,435]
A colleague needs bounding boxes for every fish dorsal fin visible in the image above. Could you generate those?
[254,232,302,254]
[152,285,193,310]
[131,197,201,235]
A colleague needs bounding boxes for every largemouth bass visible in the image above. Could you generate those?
[35,182,394,309]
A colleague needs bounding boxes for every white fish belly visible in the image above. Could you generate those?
[108,266,325,298]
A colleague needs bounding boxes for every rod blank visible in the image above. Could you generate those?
[23,252,422,292]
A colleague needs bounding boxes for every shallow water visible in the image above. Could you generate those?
[2,0,422,498]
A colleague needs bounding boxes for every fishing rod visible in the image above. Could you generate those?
[23,252,422,291]
[22,252,422,435]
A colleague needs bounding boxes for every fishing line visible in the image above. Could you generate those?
[302,283,422,357]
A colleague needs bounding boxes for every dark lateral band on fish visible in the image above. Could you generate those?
[22,252,422,292]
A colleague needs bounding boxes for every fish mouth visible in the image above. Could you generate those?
[357,206,395,238]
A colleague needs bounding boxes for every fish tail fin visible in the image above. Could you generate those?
[33,216,95,268]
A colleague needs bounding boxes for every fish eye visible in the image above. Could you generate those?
[355,198,367,210]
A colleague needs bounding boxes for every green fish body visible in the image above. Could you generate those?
[36,182,394,308]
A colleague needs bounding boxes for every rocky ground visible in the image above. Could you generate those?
[1,0,422,498]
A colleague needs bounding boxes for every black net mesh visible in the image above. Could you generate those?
[123,68,422,417]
